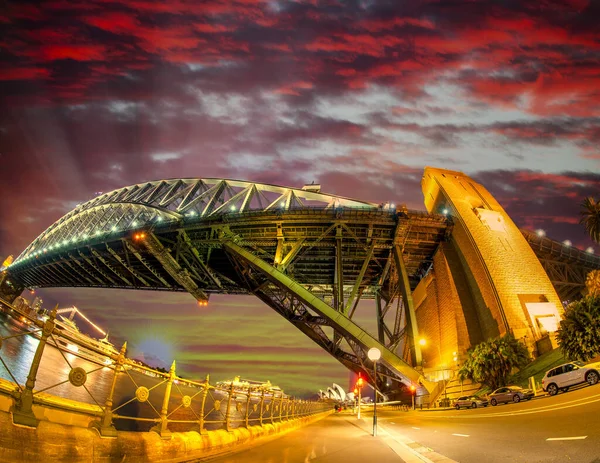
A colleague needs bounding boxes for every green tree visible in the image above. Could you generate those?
[586,269,600,296]
[458,334,530,391]
[556,295,600,362]
[580,197,600,243]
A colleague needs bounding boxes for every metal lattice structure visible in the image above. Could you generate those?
[521,229,600,301]
[6,179,452,393]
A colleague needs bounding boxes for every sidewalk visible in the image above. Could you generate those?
[197,412,409,462]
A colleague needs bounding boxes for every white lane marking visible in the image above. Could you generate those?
[412,426,420,429]
[452,433,470,437]
[546,436,587,441]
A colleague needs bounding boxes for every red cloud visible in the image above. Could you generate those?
[0,67,50,81]
[35,44,107,61]
[84,12,139,33]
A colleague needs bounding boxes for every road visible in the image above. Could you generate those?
[200,383,600,463]
[198,412,408,463]
[377,383,600,463]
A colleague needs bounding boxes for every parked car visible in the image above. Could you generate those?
[453,395,488,409]
[489,386,534,406]
[541,361,600,396]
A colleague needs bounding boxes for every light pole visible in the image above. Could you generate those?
[367,347,381,437]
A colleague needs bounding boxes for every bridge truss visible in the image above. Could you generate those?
[5,179,451,393]
[522,229,600,301]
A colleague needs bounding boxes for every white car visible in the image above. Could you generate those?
[542,361,600,396]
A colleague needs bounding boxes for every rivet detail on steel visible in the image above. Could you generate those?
[182,395,192,408]
[213,399,221,410]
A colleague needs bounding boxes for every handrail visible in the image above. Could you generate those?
[0,298,331,435]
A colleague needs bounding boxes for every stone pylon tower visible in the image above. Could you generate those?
[420,167,563,357]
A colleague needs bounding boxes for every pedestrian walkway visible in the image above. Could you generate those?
[193,411,409,462]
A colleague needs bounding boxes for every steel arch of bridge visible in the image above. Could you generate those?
[7,179,452,393]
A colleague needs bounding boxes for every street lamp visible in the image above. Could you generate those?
[367,347,381,437]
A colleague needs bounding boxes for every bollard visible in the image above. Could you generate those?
[151,360,176,439]
[12,305,58,427]
[245,387,252,428]
[529,376,538,396]
[197,374,210,435]
[94,342,127,437]
[259,389,265,426]
[225,383,235,432]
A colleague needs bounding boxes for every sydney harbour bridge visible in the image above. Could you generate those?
[2,167,599,398]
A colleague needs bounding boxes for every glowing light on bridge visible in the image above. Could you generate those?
[536,229,546,237]
[563,240,572,247]
[586,247,595,254]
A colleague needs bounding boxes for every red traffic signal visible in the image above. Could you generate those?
[409,384,416,393]
[357,376,364,387]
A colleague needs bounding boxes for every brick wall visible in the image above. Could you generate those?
[421,167,563,344]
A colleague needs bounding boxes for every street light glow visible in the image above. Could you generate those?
[419,338,426,346]
[536,229,545,237]
[586,247,594,254]
[367,347,381,361]
[563,240,572,247]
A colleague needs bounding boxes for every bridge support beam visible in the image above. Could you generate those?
[222,239,433,392]
[393,244,422,367]
[138,233,209,303]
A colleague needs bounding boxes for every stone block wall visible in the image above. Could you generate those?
[421,167,563,345]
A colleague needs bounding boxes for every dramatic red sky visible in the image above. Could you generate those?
[1,0,599,396]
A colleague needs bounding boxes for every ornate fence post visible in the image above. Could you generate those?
[278,394,284,422]
[285,396,290,420]
[151,360,176,439]
[225,383,235,432]
[12,305,57,427]
[93,342,127,437]
[197,374,209,435]
[259,389,265,426]
[269,390,276,424]
[244,387,252,428]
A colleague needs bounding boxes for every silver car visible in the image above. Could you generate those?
[489,386,534,406]
[453,395,488,409]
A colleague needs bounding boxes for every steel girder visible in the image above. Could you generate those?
[6,178,452,392]
[221,238,434,392]
[11,179,380,266]
[521,229,600,301]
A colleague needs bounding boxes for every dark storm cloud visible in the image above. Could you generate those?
[474,169,600,249]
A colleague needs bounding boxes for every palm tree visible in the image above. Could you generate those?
[580,197,600,243]
[458,335,530,390]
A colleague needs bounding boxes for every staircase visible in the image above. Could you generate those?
[420,374,482,408]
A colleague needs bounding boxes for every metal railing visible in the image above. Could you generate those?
[0,299,330,436]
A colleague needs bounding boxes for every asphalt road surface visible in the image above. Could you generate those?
[377,383,600,463]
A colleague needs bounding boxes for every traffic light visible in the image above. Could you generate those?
[409,384,416,394]
[357,376,364,387]
[353,388,358,395]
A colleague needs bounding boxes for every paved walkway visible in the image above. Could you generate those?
[193,411,413,463]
